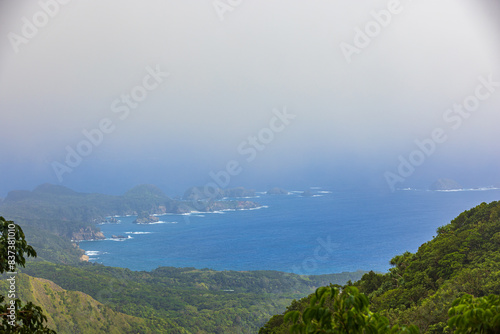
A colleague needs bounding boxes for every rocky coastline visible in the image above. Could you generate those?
[71,227,105,241]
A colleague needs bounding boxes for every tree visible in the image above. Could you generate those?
[0,216,56,333]
[284,285,419,334]
[448,294,500,333]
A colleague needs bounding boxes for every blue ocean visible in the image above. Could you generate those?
[79,188,500,275]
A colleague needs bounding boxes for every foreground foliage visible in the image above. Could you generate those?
[0,216,55,333]
[448,294,500,333]
[285,286,418,334]
[267,286,500,333]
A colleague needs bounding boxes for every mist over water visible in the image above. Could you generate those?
[0,1,499,196]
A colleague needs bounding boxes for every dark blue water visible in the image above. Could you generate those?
[79,188,500,274]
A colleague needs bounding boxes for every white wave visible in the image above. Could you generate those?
[248,205,269,210]
[187,210,225,214]
[190,215,204,217]
[105,236,132,241]
[85,251,100,256]
[317,191,332,194]
[181,211,205,216]
[434,187,500,192]
[211,206,268,213]
[312,195,323,197]
[433,189,462,192]
[149,221,178,224]
[210,208,255,213]
[183,206,271,215]
[467,187,499,191]
[86,253,107,260]
[398,186,500,192]
[124,232,153,235]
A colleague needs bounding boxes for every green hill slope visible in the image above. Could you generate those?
[0,273,186,333]
[260,200,500,333]
[20,262,363,333]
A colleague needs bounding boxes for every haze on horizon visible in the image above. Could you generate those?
[1,0,500,197]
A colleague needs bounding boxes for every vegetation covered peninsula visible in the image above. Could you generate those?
[0,183,259,241]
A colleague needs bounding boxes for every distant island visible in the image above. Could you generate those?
[267,187,289,195]
[134,211,161,224]
[301,190,313,197]
[429,178,463,191]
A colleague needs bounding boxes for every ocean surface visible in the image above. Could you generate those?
[79,187,500,275]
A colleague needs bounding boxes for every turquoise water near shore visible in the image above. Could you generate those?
[79,188,500,274]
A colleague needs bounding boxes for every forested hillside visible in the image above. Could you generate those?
[0,274,158,333]
[19,262,363,333]
[260,200,500,333]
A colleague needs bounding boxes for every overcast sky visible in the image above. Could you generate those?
[1,0,499,196]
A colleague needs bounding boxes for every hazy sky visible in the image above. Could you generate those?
[1,0,500,196]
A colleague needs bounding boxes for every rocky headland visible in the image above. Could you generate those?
[429,178,463,191]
